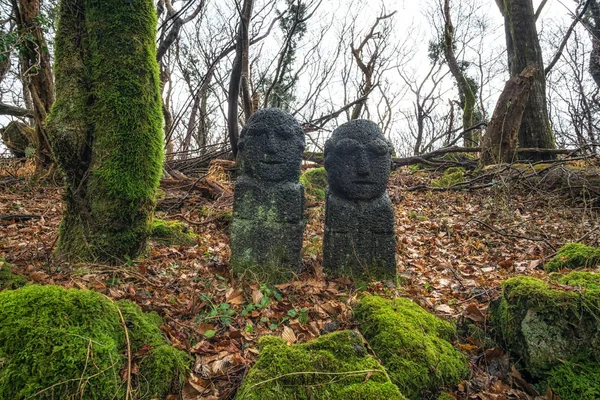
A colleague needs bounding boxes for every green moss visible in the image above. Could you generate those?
[546,360,600,400]
[553,271,600,290]
[490,275,600,378]
[47,0,164,263]
[236,331,405,400]
[431,167,465,188]
[545,243,600,272]
[150,219,197,245]
[300,167,327,201]
[354,295,468,399]
[437,393,456,400]
[0,285,189,399]
[0,260,27,290]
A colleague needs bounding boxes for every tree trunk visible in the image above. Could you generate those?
[588,1,600,87]
[13,0,55,173]
[499,0,555,161]
[480,66,536,165]
[227,0,253,158]
[47,0,164,263]
[443,0,477,147]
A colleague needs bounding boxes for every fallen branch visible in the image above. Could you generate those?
[466,219,557,252]
[0,214,41,222]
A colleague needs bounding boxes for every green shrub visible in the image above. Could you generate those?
[354,295,468,399]
[237,330,405,400]
[0,285,189,399]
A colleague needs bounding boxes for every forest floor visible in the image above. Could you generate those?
[1,160,599,400]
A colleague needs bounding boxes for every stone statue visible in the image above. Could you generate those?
[323,120,396,280]
[230,108,306,282]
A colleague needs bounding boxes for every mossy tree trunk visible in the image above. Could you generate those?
[498,0,556,161]
[47,0,164,263]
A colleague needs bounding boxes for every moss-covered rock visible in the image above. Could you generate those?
[431,167,465,188]
[353,295,468,399]
[545,243,600,272]
[236,330,405,400]
[546,360,600,400]
[300,167,327,201]
[150,219,197,245]
[0,260,27,290]
[0,285,189,399]
[0,121,35,158]
[489,274,600,379]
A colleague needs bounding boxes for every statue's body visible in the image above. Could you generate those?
[230,108,306,282]
[323,120,396,280]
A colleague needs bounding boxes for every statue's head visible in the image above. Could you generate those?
[324,120,392,201]
[239,108,305,182]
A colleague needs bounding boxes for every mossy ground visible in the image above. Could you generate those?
[490,273,600,396]
[150,219,197,245]
[0,284,189,399]
[236,330,405,400]
[300,167,327,201]
[431,167,466,188]
[0,260,27,290]
[545,243,600,272]
[353,295,468,399]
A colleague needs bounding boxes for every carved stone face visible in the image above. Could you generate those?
[239,108,305,182]
[324,120,392,201]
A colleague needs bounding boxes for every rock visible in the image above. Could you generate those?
[323,120,396,281]
[490,272,600,380]
[0,121,34,158]
[0,285,189,399]
[236,330,405,400]
[230,108,306,283]
[353,295,468,399]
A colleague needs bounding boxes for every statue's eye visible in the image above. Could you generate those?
[367,140,389,156]
[335,138,361,155]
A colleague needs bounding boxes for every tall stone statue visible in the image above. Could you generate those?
[323,120,396,280]
[230,108,306,282]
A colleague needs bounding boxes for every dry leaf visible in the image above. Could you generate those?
[281,326,296,344]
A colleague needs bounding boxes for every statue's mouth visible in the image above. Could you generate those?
[261,160,284,165]
[353,180,375,184]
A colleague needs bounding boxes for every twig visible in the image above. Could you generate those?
[0,213,41,221]
[466,219,557,252]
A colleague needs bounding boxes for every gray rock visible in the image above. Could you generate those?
[230,108,306,282]
[323,120,396,281]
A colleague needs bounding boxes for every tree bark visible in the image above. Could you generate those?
[443,0,477,146]
[13,0,55,173]
[47,0,164,263]
[480,66,536,165]
[227,0,253,158]
[588,1,600,87]
[499,0,555,161]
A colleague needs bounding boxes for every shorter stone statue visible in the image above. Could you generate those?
[230,108,306,282]
[323,120,396,280]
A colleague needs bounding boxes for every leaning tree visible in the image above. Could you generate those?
[497,0,556,160]
[47,0,164,263]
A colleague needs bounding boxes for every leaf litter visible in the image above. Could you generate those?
[1,162,599,399]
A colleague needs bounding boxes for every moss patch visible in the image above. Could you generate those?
[545,243,600,272]
[0,285,189,399]
[431,167,465,188]
[236,330,405,400]
[0,260,27,290]
[300,167,327,201]
[546,360,600,400]
[150,219,197,245]
[489,274,600,379]
[353,295,468,399]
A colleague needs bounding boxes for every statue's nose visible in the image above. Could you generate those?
[265,132,277,153]
[356,149,370,176]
